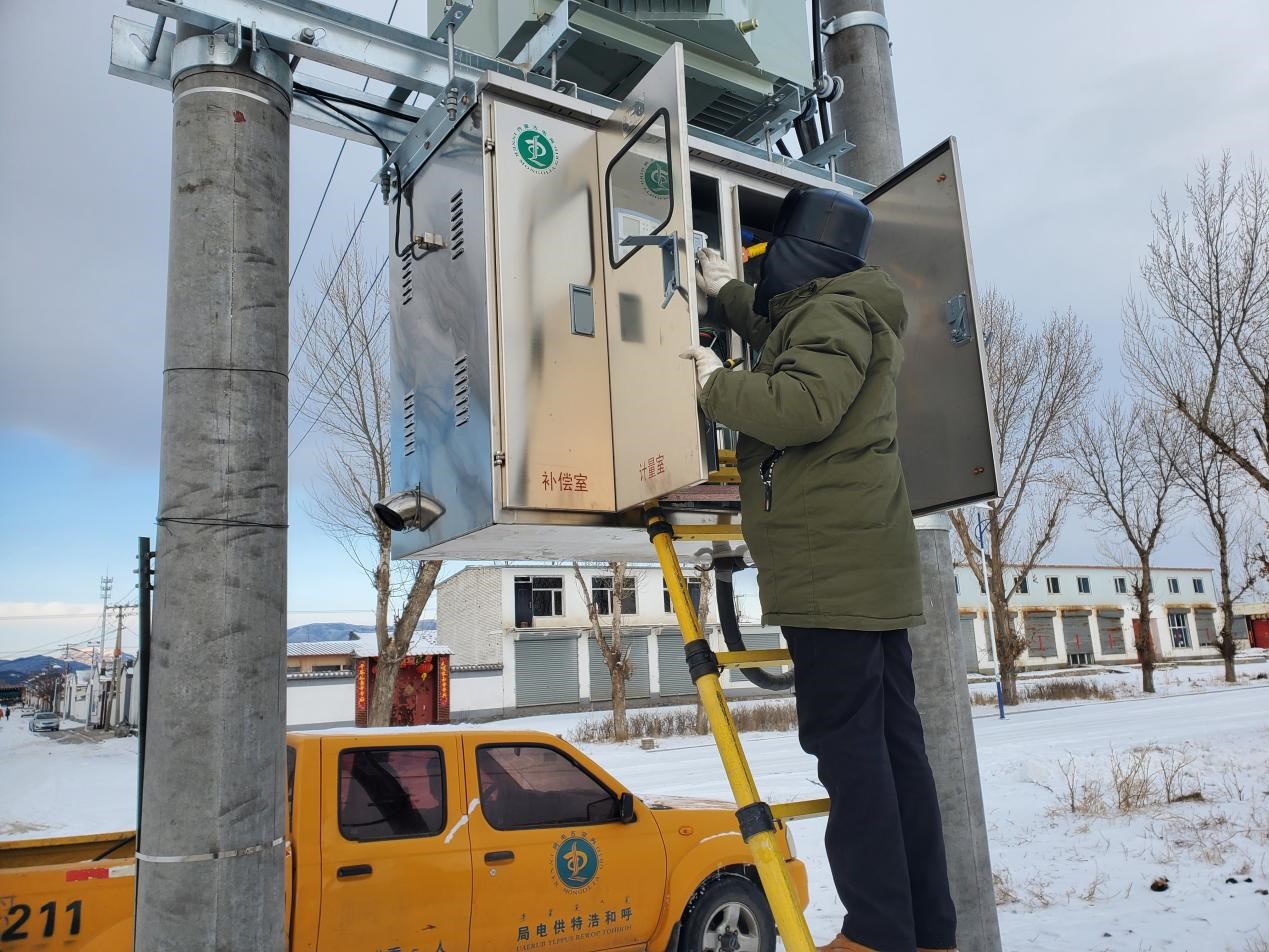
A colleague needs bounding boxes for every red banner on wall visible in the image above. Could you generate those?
[354,657,368,727]
[437,655,450,724]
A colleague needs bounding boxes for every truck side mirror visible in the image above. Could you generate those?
[618,791,637,824]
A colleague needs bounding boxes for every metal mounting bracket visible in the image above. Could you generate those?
[799,130,856,168]
[505,0,582,79]
[944,292,973,346]
[378,78,477,195]
[821,11,890,39]
[429,0,473,42]
[621,233,684,309]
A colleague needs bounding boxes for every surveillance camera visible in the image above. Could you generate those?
[372,488,445,533]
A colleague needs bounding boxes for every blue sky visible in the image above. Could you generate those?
[2,0,1267,657]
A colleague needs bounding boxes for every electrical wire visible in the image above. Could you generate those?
[288,255,390,455]
[286,0,402,354]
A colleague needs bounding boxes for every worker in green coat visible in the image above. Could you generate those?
[682,187,958,952]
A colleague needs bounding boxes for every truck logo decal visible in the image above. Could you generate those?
[551,832,599,891]
[514,124,557,174]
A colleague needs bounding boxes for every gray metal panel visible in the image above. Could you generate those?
[1024,611,1057,658]
[863,139,1000,515]
[598,44,710,510]
[390,112,497,560]
[741,629,781,650]
[489,99,617,512]
[514,636,580,707]
[958,615,979,672]
[657,629,695,696]
[1062,611,1092,655]
[588,631,651,701]
[1194,609,1218,646]
[1097,610,1125,655]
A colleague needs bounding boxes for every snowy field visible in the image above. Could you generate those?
[2,668,1266,952]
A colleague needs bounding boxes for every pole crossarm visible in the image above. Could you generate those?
[111,15,425,149]
[125,0,522,98]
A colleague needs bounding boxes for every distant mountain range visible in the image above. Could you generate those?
[0,655,90,685]
[287,620,436,643]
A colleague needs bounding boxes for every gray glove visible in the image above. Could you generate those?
[679,345,724,389]
[695,248,732,298]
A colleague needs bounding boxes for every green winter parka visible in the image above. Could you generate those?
[698,267,924,630]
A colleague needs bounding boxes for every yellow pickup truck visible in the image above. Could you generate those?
[0,729,806,950]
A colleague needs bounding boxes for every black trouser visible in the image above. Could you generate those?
[784,627,957,952]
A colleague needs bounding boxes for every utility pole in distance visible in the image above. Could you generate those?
[822,4,1004,950]
[134,24,291,952]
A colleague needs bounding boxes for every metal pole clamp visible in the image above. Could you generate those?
[821,11,891,39]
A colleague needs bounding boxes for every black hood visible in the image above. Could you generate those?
[753,187,873,317]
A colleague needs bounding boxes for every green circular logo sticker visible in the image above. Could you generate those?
[514,124,557,174]
[552,834,600,891]
[641,159,671,198]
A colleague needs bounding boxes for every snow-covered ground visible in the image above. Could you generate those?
[3,678,1266,951]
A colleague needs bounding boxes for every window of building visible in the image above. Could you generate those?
[662,579,702,614]
[1017,576,1029,595]
[286,664,301,673]
[513,576,564,627]
[1046,576,1061,594]
[312,664,348,673]
[1192,578,1205,594]
[592,576,636,616]
[1167,611,1192,649]
[1076,576,1091,595]
[1113,577,1127,594]
[1167,577,1180,594]
[476,744,619,830]
[338,747,445,842]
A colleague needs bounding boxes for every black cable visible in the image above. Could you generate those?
[292,82,419,123]
[714,560,795,691]
[287,0,402,293]
[296,88,391,156]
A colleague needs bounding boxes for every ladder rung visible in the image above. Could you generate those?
[770,798,831,821]
[715,649,791,668]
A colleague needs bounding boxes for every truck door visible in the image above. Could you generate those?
[316,736,472,952]
[862,138,1000,514]
[464,739,668,951]
[597,43,709,511]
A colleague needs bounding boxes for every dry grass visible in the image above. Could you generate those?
[971,678,1123,706]
[569,700,799,744]
[1110,747,1161,811]
[992,869,1019,905]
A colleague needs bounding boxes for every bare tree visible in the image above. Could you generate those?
[949,291,1100,704]
[1158,412,1260,682]
[1124,155,1269,497]
[1066,399,1177,693]
[293,243,441,726]
[574,562,633,741]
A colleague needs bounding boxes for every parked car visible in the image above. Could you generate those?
[28,712,60,732]
[0,728,804,950]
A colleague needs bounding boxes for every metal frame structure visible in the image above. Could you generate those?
[110,0,869,194]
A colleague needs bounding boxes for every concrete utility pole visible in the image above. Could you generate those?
[109,605,126,729]
[823,5,1004,950]
[134,25,291,952]
[92,576,113,726]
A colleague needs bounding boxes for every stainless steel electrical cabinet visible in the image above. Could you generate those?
[388,45,998,562]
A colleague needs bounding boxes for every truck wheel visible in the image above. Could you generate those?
[681,876,775,952]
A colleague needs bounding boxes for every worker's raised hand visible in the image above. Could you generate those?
[679,345,724,390]
[695,248,732,298]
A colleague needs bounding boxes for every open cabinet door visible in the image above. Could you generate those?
[597,43,708,511]
[863,138,1000,515]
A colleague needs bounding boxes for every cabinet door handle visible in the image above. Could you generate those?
[337,864,373,878]
[484,850,515,865]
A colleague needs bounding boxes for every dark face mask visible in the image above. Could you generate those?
[752,186,873,318]
[753,236,864,317]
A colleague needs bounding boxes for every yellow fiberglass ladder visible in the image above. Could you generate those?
[645,451,826,952]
